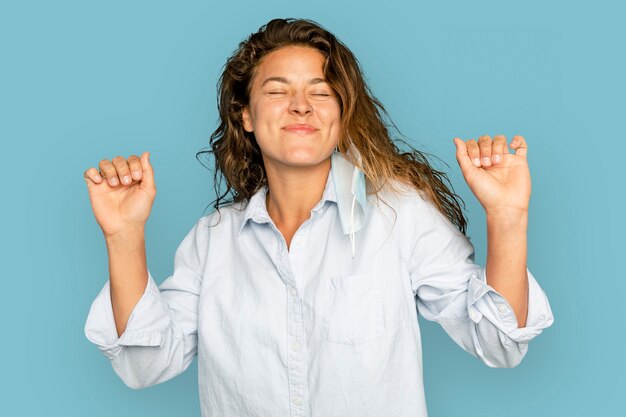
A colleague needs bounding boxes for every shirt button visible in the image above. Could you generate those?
[497,304,508,313]
[291,342,301,351]
[292,396,302,406]
[289,287,297,297]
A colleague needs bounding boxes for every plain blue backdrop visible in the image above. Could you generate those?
[1,0,623,416]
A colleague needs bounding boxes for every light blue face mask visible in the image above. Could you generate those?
[330,148,369,258]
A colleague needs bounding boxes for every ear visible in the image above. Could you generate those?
[242,106,254,133]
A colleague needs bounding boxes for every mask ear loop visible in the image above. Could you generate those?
[341,135,359,258]
[350,158,361,258]
[350,194,356,258]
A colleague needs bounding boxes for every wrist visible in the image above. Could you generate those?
[104,227,146,250]
[486,208,528,232]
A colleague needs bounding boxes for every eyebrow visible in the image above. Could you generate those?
[260,77,328,87]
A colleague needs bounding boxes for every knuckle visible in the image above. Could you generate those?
[101,163,115,172]
[478,138,492,148]
[112,160,130,172]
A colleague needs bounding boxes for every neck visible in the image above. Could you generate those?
[264,158,331,232]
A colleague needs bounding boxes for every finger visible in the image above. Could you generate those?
[492,135,507,165]
[99,159,119,187]
[453,138,477,174]
[466,138,481,167]
[138,152,155,191]
[83,167,103,186]
[510,135,528,158]
[478,135,493,167]
[127,154,143,181]
[112,156,132,186]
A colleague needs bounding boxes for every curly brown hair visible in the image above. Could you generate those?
[196,17,468,235]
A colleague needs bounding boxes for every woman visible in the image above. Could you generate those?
[83,18,554,417]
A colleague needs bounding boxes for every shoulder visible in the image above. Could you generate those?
[186,200,249,241]
[371,181,473,269]
[371,179,437,218]
[200,199,249,229]
[370,179,465,239]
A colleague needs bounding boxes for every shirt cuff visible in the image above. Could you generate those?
[466,268,554,344]
[84,270,170,358]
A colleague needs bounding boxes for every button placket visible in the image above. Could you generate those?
[279,242,308,417]
[286,282,307,416]
[269,212,310,416]
[288,223,309,292]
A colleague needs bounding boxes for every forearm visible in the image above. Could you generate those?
[105,228,149,338]
[485,210,529,328]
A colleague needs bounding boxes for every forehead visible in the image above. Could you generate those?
[252,46,327,82]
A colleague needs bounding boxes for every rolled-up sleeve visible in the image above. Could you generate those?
[84,271,170,358]
[468,267,554,344]
[84,217,207,388]
[408,200,554,368]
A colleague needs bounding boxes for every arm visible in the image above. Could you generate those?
[453,134,535,328]
[83,152,156,343]
[409,199,554,368]
[408,134,553,368]
[485,210,529,328]
[84,219,205,389]
[84,152,203,389]
[105,227,149,337]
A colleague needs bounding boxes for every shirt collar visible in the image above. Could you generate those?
[236,151,367,237]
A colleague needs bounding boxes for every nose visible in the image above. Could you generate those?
[288,91,313,116]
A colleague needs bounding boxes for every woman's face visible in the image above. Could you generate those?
[242,45,341,173]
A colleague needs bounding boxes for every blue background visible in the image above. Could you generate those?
[1,0,623,415]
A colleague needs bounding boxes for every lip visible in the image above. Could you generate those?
[283,124,318,133]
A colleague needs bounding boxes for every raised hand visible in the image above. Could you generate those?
[453,135,530,216]
[83,152,156,238]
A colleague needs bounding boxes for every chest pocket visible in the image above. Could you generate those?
[322,274,385,345]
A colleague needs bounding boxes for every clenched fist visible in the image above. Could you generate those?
[453,135,531,216]
[83,152,156,238]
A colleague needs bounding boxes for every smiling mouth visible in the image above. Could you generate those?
[283,124,318,134]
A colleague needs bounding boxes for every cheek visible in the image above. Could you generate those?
[317,103,342,127]
[253,101,288,127]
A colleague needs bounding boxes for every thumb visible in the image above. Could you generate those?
[138,151,156,191]
[453,138,477,178]
[510,135,528,159]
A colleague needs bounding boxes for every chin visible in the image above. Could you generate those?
[282,156,326,167]
[278,148,332,167]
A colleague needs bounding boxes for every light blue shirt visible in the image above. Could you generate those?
[84,152,554,417]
